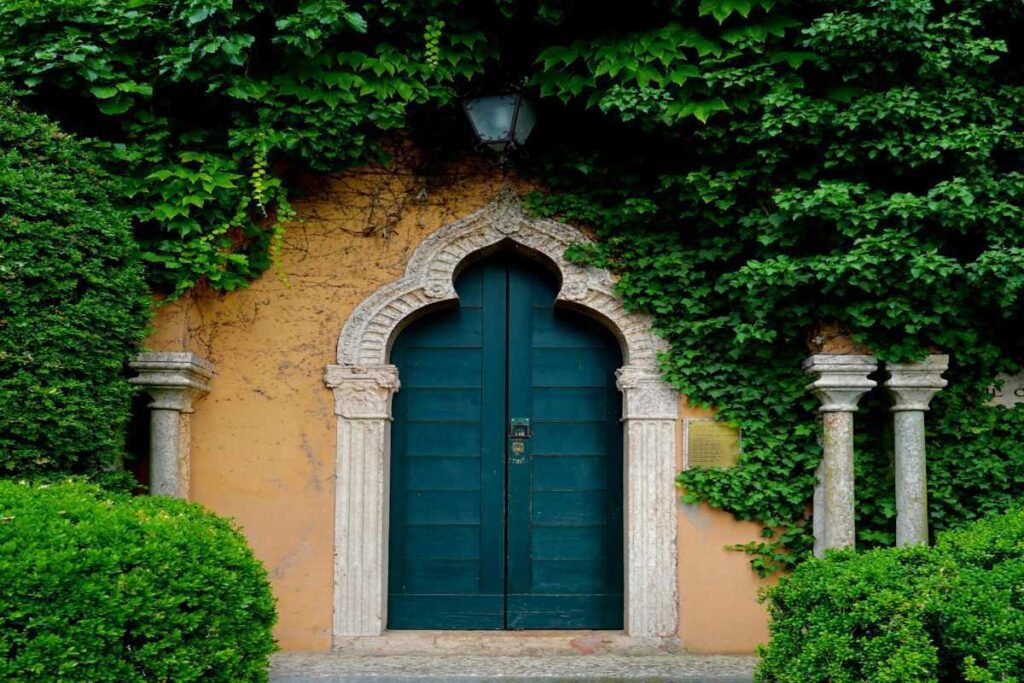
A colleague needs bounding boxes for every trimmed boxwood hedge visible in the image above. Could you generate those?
[0,88,150,478]
[0,480,278,681]
[756,508,1024,682]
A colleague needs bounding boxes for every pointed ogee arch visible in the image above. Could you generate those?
[336,187,664,368]
[326,189,680,645]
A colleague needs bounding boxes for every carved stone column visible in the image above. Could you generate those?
[885,355,948,547]
[803,354,878,557]
[129,352,213,498]
[616,365,679,638]
[325,364,401,637]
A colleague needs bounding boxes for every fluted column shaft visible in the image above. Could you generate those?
[326,365,400,638]
[616,366,679,638]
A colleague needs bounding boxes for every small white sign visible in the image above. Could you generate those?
[988,373,1024,408]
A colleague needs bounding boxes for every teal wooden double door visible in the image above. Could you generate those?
[388,251,624,630]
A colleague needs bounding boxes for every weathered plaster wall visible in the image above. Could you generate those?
[676,399,775,653]
[145,159,774,653]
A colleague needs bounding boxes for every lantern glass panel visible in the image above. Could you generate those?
[464,94,518,148]
[512,97,536,146]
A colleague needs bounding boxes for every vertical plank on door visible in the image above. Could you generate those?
[386,261,506,629]
[505,256,624,629]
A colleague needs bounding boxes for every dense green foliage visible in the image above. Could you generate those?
[0,89,150,478]
[756,508,1024,682]
[0,0,496,293]
[526,0,1024,570]
[2,0,1021,570]
[0,480,277,681]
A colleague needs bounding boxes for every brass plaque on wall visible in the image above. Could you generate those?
[684,419,741,470]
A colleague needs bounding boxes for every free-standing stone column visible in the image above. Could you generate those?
[803,354,878,557]
[325,364,400,637]
[615,365,679,638]
[129,352,213,498]
[885,355,948,547]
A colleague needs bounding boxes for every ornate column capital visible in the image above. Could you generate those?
[325,364,401,420]
[130,352,213,412]
[615,365,678,420]
[803,354,878,412]
[885,355,949,412]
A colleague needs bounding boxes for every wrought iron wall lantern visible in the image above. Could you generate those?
[463,92,536,159]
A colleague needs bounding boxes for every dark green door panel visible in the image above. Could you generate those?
[387,252,623,630]
[505,257,623,630]
[387,261,506,630]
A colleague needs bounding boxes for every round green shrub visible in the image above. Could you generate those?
[932,509,1024,681]
[0,88,150,478]
[756,508,1024,683]
[0,481,278,682]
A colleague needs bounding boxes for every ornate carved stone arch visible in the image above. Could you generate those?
[336,188,662,368]
[325,189,679,644]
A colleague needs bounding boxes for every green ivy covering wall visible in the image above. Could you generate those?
[0,89,151,478]
[525,0,1024,571]
[1,0,1021,570]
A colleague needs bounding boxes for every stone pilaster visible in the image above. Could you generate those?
[325,364,401,637]
[129,352,213,498]
[803,354,878,557]
[616,366,679,637]
[885,355,948,547]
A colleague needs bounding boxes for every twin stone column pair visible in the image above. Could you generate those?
[804,354,949,557]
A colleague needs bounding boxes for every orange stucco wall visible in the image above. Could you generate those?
[145,159,775,653]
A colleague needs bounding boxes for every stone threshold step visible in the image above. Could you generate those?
[270,654,757,683]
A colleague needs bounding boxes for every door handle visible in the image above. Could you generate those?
[508,418,531,439]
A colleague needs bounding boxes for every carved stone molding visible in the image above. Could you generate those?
[130,352,213,413]
[327,189,679,643]
[885,355,949,412]
[803,354,879,413]
[325,365,401,419]
[337,187,667,369]
[617,365,679,421]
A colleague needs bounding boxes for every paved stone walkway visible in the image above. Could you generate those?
[270,653,758,682]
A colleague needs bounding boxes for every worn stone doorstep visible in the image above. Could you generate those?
[269,653,758,683]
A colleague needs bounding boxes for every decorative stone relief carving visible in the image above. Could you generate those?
[336,187,666,369]
[325,365,401,419]
[328,188,678,643]
[616,365,679,421]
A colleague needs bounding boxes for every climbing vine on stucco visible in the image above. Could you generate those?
[2,0,1022,571]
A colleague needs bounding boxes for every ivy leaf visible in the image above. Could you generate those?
[668,64,700,86]
[635,64,662,88]
[673,97,729,123]
[89,85,119,99]
[698,0,769,23]
[769,51,818,68]
[97,95,133,114]
[344,11,367,33]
